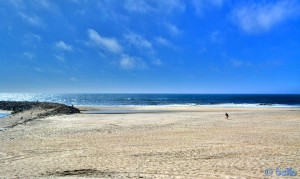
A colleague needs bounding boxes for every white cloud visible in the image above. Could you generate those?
[159,0,186,14]
[209,30,223,43]
[33,0,57,11]
[120,54,147,70]
[8,0,26,9]
[54,54,65,62]
[231,60,252,68]
[124,0,152,13]
[23,52,35,59]
[23,33,42,48]
[232,0,299,33]
[87,29,122,54]
[124,32,152,49]
[192,0,225,15]
[120,56,134,69]
[24,33,41,42]
[152,58,162,66]
[9,0,57,11]
[55,41,73,51]
[19,13,44,27]
[124,0,185,14]
[155,37,174,48]
[70,77,77,82]
[34,67,43,72]
[165,23,182,36]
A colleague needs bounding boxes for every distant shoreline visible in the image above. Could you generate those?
[1,94,300,107]
[74,103,300,108]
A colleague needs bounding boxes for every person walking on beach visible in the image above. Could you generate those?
[225,112,229,120]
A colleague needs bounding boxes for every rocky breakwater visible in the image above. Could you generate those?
[0,101,80,131]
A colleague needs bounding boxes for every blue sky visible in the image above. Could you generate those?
[0,0,300,93]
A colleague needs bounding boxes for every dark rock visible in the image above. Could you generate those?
[0,101,80,116]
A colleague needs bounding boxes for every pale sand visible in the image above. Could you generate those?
[0,106,299,178]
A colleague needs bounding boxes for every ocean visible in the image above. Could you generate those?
[0,113,9,118]
[0,93,300,108]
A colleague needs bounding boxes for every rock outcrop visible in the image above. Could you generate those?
[0,101,80,131]
[0,101,80,115]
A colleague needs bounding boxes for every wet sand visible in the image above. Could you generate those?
[0,106,299,178]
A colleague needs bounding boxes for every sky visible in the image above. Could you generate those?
[0,0,300,94]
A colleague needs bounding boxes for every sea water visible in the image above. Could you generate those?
[0,93,300,108]
[0,113,9,118]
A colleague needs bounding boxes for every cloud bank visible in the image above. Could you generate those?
[232,0,299,33]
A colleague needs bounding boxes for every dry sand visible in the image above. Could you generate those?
[0,106,299,178]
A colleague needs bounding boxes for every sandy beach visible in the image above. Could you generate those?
[0,106,299,178]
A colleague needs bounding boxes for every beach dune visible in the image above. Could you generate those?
[0,105,299,178]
